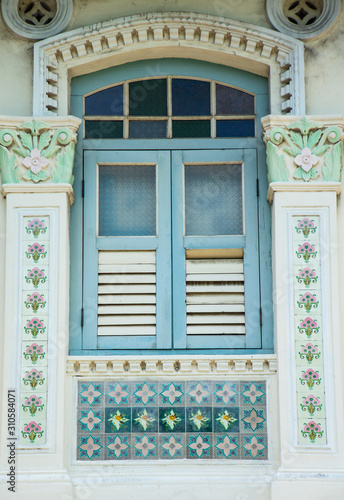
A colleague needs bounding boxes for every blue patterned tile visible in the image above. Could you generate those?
[186,406,212,432]
[187,433,213,459]
[78,408,103,433]
[106,382,130,406]
[213,382,238,405]
[132,407,158,433]
[133,382,157,405]
[159,381,184,406]
[213,407,240,433]
[106,434,131,460]
[241,434,267,460]
[159,407,185,433]
[241,407,266,432]
[159,433,185,459]
[78,434,103,460]
[105,407,131,433]
[132,433,157,459]
[186,381,212,406]
[214,433,239,458]
[79,382,103,406]
[240,381,266,405]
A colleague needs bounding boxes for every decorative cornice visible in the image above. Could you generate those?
[1,183,75,204]
[262,115,344,187]
[267,182,341,204]
[33,11,305,116]
[0,116,81,189]
[66,355,277,376]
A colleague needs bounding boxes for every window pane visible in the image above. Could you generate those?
[216,119,255,137]
[172,120,211,138]
[216,84,254,115]
[99,165,156,236]
[85,120,123,139]
[129,79,167,116]
[172,79,210,116]
[185,164,243,235]
[129,120,167,138]
[85,85,123,116]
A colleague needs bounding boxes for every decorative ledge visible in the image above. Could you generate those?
[66,356,277,376]
[262,115,344,187]
[1,183,75,204]
[33,11,305,116]
[0,115,80,188]
[267,182,341,204]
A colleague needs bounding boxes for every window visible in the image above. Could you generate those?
[70,59,272,354]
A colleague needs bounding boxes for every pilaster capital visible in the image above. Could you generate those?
[262,115,344,193]
[0,115,81,192]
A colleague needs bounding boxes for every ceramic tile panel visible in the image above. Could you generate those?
[292,216,327,445]
[19,216,50,446]
[76,379,268,461]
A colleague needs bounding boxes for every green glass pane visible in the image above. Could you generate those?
[129,79,167,116]
[172,120,211,138]
[85,120,123,139]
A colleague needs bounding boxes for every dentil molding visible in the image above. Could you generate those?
[33,11,305,116]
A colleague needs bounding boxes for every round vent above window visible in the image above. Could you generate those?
[2,0,73,40]
[267,0,339,40]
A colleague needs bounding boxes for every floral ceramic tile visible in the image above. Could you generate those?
[241,434,267,460]
[21,366,47,393]
[23,242,49,266]
[297,390,326,419]
[19,417,46,446]
[22,291,49,317]
[298,417,327,445]
[23,217,49,241]
[21,340,47,367]
[295,340,323,367]
[294,315,321,341]
[76,380,268,461]
[22,265,49,290]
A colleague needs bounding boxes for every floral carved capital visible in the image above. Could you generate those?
[262,115,344,184]
[0,116,81,185]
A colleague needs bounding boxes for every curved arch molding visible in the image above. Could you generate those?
[33,12,305,116]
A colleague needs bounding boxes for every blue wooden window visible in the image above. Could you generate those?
[70,58,272,355]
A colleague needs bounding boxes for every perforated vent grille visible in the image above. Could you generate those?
[98,251,156,336]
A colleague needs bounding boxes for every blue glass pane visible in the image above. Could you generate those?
[99,165,156,236]
[85,120,123,139]
[216,119,255,137]
[85,85,123,116]
[185,164,243,235]
[172,79,210,116]
[216,84,255,115]
[172,120,210,138]
[129,120,167,138]
[129,79,167,116]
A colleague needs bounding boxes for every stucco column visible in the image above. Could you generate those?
[262,115,344,498]
[0,116,80,498]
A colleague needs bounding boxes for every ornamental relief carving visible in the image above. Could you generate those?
[262,116,344,184]
[0,116,80,185]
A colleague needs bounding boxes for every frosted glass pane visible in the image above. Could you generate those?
[99,165,156,236]
[185,164,243,235]
[129,120,167,138]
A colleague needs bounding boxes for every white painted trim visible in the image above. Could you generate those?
[267,182,342,203]
[66,355,278,376]
[32,12,305,116]
[1,184,75,205]
[1,0,73,40]
[266,0,340,40]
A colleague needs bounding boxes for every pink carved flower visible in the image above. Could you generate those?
[22,148,49,174]
[294,147,319,173]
